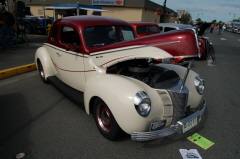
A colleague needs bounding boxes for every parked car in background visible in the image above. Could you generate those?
[35,16,206,141]
[158,23,193,33]
[129,22,160,37]
[18,16,52,34]
[158,22,211,36]
[232,22,240,33]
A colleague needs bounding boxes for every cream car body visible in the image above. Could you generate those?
[35,16,206,141]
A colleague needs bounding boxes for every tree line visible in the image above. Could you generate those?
[177,11,239,26]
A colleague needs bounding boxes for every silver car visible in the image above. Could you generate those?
[158,23,193,33]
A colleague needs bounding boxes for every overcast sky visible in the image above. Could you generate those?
[151,0,240,23]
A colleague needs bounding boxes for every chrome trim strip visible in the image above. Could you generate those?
[90,41,181,56]
[43,43,87,58]
[131,100,206,141]
[173,55,199,58]
[131,126,177,141]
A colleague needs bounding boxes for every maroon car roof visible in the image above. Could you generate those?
[55,15,132,29]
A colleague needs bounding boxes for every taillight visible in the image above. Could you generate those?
[36,19,39,24]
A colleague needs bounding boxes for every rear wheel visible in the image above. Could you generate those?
[37,60,48,84]
[24,24,32,34]
[93,98,122,140]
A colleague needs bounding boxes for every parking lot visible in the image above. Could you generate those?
[0,30,240,158]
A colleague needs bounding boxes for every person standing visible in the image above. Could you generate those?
[218,23,223,35]
[210,23,214,33]
[0,5,16,50]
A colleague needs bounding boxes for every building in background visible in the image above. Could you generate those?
[22,0,177,23]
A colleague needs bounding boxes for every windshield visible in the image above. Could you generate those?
[136,25,160,33]
[84,25,135,47]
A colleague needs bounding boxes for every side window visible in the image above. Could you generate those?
[164,27,176,32]
[51,26,58,41]
[84,26,117,46]
[119,26,135,41]
[60,26,80,45]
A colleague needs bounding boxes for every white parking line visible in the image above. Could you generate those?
[203,37,209,39]
[238,39,240,41]
[220,38,227,40]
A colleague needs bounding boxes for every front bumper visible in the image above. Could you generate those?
[131,100,206,141]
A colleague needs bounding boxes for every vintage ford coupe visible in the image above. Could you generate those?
[35,16,206,141]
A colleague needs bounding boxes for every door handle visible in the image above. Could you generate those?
[56,52,62,57]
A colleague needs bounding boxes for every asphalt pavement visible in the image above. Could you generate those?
[1,29,240,158]
[0,34,47,79]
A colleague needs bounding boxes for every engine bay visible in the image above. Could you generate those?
[107,59,180,89]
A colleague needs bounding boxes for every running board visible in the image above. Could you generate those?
[47,76,85,109]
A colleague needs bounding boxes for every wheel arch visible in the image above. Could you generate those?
[35,46,54,79]
[89,96,99,115]
[84,74,164,134]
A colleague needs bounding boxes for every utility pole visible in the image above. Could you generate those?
[229,12,236,22]
[160,0,166,23]
[41,0,47,35]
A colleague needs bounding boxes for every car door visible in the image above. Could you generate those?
[48,24,86,91]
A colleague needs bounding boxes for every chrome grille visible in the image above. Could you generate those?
[167,90,188,125]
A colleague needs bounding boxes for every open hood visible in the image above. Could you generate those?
[87,30,199,58]
[89,45,173,68]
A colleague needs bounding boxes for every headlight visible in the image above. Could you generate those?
[194,76,205,94]
[134,91,151,117]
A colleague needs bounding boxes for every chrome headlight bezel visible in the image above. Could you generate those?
[134,91,151,117]
[194,76,205,95]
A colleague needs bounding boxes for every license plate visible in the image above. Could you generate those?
[183,117,198,133]
[150,120,166,131]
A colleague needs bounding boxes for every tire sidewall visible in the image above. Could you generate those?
[93,98,122,140]
[37,60,48,84]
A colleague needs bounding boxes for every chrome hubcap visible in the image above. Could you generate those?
[97,103,112,133]
[40,70,44,78]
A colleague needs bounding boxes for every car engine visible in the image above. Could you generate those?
[107,59,180,89]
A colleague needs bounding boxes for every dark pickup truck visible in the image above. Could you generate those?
[18,16,52,34]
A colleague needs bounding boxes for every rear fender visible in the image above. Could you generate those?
[35,46,54,79]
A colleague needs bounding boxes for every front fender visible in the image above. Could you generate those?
[158,64,203,109]
[84,74,164,134]
[35,46,54,79]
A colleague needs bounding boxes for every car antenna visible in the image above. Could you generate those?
[180,59,193,92]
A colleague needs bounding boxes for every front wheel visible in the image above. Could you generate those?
[93,98,122,140]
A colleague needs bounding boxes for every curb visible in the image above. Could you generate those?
[0,63,37,80]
